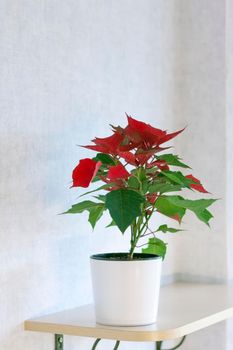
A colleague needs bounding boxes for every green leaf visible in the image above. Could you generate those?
[141,180,149,194]
[93,195,106,202]
[164,196,217,226]
[88,204,105,229]
[156,154,191,169]
[154,196,186,221]
[93,153,116,165]
[195,208,213,225]
[148,182,182,194]
[132,167,147,181]
[127,176,140,190]
[142,237,167,259]
[64,200,106,228]
[156,224,183,233]
[105,189,145,233]
[138,167,147,181]
[106,220,116,228]
[161,170,192,188]
[79,182,116,197]
[91,176,102,183]
[63,200,99,214]
[167,196,216,209]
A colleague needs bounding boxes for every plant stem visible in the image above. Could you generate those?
[128,202,157,258]
[129,219,140,257]
[129,214,150,258]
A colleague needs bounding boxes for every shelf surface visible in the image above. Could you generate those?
[24,282,233,341]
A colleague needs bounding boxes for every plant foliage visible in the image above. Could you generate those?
[64,114,216,259]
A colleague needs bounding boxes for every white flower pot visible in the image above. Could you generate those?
[90,253,162,326]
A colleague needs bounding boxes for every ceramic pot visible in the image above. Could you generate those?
[90,252,162,326]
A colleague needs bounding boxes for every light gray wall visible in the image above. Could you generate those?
[169,0,227,280]
[0,1,230,349]
[226,0,233,347]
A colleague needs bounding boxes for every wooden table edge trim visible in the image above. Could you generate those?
[24,307,233,342]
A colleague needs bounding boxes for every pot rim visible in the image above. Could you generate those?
[90,252,162,261]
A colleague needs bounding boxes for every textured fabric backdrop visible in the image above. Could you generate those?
[0,0,232,349]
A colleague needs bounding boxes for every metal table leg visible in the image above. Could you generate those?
[156,336,186,350]
[55,334,63,350]
[55,334,186,350]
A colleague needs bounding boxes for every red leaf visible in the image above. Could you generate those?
[126,115,166,149]
[156,211,182,223]
[158,127,185,145]
[127,115,166,139]
[171,213,182,223]
[72,158,102,188]
[125,115,185,150]
[152,146,172,153]
[107,163,131,181]
[146,193,158,204]
[94,132,123,148]
[118,151,137,165]
[83,144,107,153]
[135,149,156,165]
[119,149,156,166]
[82,116,185,164]
[185,174,209,193]
[150,160,169,170]
[106,180,125,191]
[83,131,124,155]
[94,132,124,153]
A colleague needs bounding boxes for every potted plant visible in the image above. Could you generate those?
[64,115,216,326]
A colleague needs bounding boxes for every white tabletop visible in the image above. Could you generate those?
[24,282,233,341]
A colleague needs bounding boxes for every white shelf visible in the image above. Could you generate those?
[24,282,233,341]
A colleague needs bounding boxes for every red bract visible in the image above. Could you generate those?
[107,163,131,181]
[171,214,182,223]
[118,151,137,165]
[72,158,102,188]
[185,174,209,193]
[157,128,185,145]
[126,115,165,148]
[148,160,169,171]
[84,131,124,155]
[106,180,125,191]
[119,149,163,166]
[135,149,159,165]
[118,150,153,166]
[146,193,158,204]
[125,115,184,150]
[82,115,183,161]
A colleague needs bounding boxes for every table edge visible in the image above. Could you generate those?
[24,307,233,341]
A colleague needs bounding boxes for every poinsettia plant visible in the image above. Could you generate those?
[65,115,216,259]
